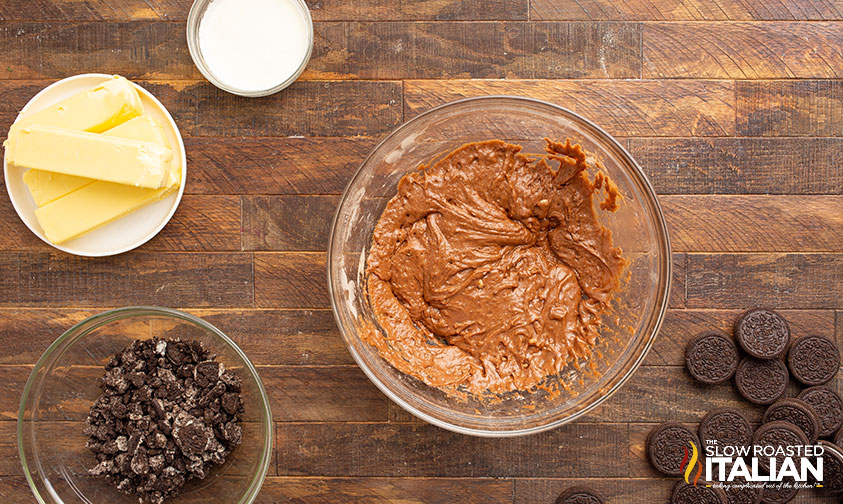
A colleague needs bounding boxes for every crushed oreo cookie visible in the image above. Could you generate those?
[84,338,244,504]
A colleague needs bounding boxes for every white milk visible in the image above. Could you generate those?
[198,0,310,92]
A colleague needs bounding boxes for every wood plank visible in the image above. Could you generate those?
[645,309,836,366]
[257,477,513,503]
[0,252,253,307]
[307,0,529,21]
[0,21,638,81]
[0,0,187,21]
[663,195,843,253]
[531,0,843,20]
[0,424,20,476]
[145,195,241,251]
[183,309,349,366]
[262,366,388,422]
[736,80,843,137]
[277,422,628,477]
[243,195,340,251]
[0,0,529,21]
[0,308,347,367]
[0,23,197,80]
[255,253,328,309]
[184,137,372,196]
[588,366,766,424]
[670,253,686,309]
[514,478,671,503]
[644,22,843,78]
[0,367,28,421]
[686,253,843,309]
[629,137,843,194]
[0,477,32,502]
[3,364,383,423]
[0,80,404,138]
[306,22,641,79]
[403,80,735,137]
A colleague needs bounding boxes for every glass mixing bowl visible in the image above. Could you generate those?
[328,96,671,437]
[18,306,272,504]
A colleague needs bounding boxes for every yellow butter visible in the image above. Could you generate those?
[23,116,179,206]
[4,75,143,158]
[35,181,174,245]
[13,125,172,189]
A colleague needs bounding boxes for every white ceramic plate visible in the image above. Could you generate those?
[3,73,187,257]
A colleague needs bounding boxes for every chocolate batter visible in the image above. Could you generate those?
[365,139,626,394]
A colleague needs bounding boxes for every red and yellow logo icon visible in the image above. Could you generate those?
[679,441,703,486]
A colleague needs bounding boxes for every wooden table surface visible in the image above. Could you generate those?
[1,0,843,502]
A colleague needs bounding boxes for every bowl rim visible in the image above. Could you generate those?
[17,305,273,504]
[185,0,314,98]
[327,94,672,437]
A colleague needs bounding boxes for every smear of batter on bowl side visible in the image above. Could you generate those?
[364,138,626,395]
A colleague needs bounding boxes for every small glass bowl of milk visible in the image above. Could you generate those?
[187,0,313,97]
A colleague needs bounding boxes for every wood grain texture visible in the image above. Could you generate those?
[0,477,31,501]
[645,309,836,366]
[629,137,843,194]
[277,422,628,477]
[686,253,843,309]
[243,196,340,251]
[0,252,253,307]
[588,366,766,423]
[256,477,513,503]
[736,80,843,136]
[263,366,388,422]
[404,80,735,136]
[307,22,641,79]
[0,80,404,138]
[306,0,529,21]
[0,367,28,421]
[670,253,686,309]
[513,478,671,503]
[0,423,20,476]
[184,137,374,195]
[662,195,843,252]
[0,0,530,21]
[0,0,189,21]
[255,253,328,308]
[530,0,843,20]
[644,22,843,78]
[145,195,241,251]
[0,23,197,80]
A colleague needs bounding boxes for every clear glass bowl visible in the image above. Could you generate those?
[328,96,672,437]
[18,306,273,504]
[186,0,314,97]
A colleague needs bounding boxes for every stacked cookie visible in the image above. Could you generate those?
[646,309,843,504]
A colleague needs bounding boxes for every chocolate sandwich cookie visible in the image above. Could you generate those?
[648,422,701,476]
[817,440,843,494]
[758,479,798,504]
[762,398,821,443]
[735,309,791,360]
[787,335,840,386]
[734,357,789,405]
[722,476,761,504]
[699,408,753,449]
[836,426,843,448]
[555,486,604,504]
[671,481,728,504]
[686,331,740,384]
[752,421,810,473]
[798,386,843,438]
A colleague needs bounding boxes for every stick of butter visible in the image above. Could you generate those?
[13,125,172,189]
[23,116,178,206]
[35,180,175,245]
[4,75,143,159]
